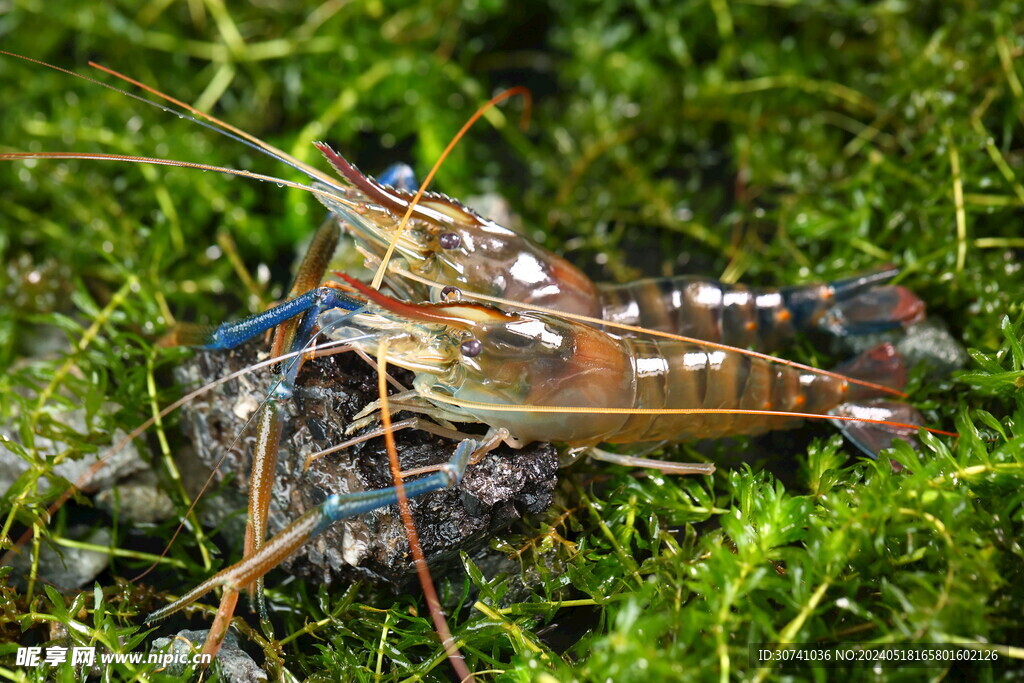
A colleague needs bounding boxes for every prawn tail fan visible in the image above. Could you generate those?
[829,342,924,457]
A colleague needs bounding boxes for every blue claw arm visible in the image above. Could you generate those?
[201,287,364,350]
[144,439,477,625]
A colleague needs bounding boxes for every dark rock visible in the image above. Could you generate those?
[173,340,559,587]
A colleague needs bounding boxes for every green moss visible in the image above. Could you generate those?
[1,1,1022,680]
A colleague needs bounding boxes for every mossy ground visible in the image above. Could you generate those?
[1,1,1023,681]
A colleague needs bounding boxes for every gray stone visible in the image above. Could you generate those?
[0,406,144,495]
[8,526,111,590]
[95,477,176,525]
[151,630,267,682]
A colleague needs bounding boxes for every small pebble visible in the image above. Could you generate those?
[151,630,268,682]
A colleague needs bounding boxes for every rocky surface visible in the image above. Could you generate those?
[174,341,559,587]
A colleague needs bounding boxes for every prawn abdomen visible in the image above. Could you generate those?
[440,335,879,447]
[609,339,809,443]
[598,271,925,350]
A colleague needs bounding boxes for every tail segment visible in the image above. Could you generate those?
[829,342,923,457]
[598,267,927,353]
[834,342,907,400]
[785,267,926,337]
[819,285,926,336]
[829,400,925,457]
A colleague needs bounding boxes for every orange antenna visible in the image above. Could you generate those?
[86,60,346,191]
[0,50,342,190]
[0,151,345,200]
[376,342,474,682]
[418,389,960,439]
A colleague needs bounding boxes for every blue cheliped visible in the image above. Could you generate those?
[200,286,365,400]
[200,287,364,351]
[145,432,478,625]
[314,438,474,535]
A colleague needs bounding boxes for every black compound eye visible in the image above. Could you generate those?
[460,338,482,358]
[438,231,461,249]
[440,285,462,302]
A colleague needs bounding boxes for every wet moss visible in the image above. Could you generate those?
[1,1,1022,680]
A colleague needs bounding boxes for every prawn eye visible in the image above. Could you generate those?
[438,231,461,249]
[460,338,482,358]
[440,285,462,302]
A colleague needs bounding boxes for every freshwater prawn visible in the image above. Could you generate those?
[0,52,952,679]
[138,269,934,644]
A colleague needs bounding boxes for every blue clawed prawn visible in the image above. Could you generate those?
[0,51,957,681]
[135,270,952,628]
